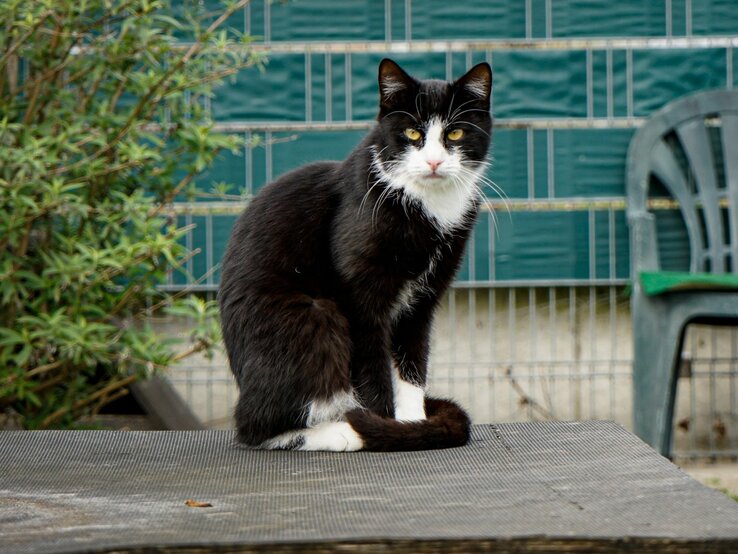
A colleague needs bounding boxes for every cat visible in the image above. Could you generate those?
[218,58,493,451]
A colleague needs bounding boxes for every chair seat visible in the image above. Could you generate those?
[639,271,738,296]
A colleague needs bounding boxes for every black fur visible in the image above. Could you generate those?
[218,59,493,450]
[346,398,472,452]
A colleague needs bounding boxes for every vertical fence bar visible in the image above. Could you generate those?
[606,48,614,120]
[405,0,412,40]
[728,327,738,453]
[325,53,332,123]
[345,54,353,121]
[185,213,194,279]
[265,130,273,184]
[727,48,734,90]
[245,131,253,196]
[586,49,594,119]
[709,327,718,454]
[569,286,579,420]
[529,287,537,420]
[206,213,214,288]
[489,287,497,420]
[263,0,271,44]
[527,129,535,199]
[548,287,557,418]
[508,287,517,416]
[305,53,313,123]
[384,0,392,42]
[626,49,634,119]
[547,129,555,198]
[688,328,698,454]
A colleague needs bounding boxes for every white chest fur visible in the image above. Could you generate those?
[389,245,441,320]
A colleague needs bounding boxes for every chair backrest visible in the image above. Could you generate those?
[626,90,738,274]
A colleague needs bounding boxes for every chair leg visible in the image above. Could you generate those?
[632,297,686,457]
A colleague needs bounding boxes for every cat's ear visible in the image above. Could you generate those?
[378,58,415,110]
[454,62,493,108]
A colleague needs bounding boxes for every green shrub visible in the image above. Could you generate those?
[0,0,257,428]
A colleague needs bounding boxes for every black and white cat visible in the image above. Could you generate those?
[219,59,493,451]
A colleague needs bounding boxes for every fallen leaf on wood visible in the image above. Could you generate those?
[185,499,213,508]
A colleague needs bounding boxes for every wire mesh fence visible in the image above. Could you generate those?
[165,284,738,461]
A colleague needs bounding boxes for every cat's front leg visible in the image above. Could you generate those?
[349,321,395,418]
[391,360,427,421]
[391,311,432,422]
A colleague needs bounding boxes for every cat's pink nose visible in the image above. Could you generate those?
[427,160,443,172]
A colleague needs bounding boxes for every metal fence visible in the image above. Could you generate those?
[166,282,738,461]
[160,0,738,460]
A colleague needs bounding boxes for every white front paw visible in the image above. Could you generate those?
[394,381,426,422]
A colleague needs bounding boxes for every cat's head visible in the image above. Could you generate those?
[372,59,493,230]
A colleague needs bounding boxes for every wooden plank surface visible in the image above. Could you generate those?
[2,421,737,553]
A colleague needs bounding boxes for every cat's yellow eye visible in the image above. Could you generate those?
[404,128,422,141]
[447,129,464,141]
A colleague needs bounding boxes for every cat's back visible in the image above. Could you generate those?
[233,161,340,235]
[221,161,343,284]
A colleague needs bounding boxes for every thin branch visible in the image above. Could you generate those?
[1,360,65,395]
[147,170,200,218]
[172,340,211,363]
[504,366,557,420]
[90,388,129,417]
[40,374,138,428]
[0,10,54,70]
[25,360,64,380]
[138,261,220,317]
[67,157,152,185]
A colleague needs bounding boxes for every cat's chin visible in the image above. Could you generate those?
[411,174,461,191]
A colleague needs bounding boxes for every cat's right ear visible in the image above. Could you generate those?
[378,58,415,111]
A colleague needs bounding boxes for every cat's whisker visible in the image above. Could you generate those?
[359,180,383,216]
[371,184,395,229]
[456,172,511,232]
[456,166,511,215]
[414,91,428,118]
[450,107,490,122]
[451,171,501,236]
[450,119,490,137]
[446,91,458,120]
[384,110,418,123]
[448,98,479,122]
[362,147,394,215]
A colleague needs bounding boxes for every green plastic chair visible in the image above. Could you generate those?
[626,89,738,457]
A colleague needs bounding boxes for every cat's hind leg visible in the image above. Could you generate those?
[230,294,355,446]
[261,390,365,451]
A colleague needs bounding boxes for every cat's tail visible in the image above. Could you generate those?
[345,397,471,452]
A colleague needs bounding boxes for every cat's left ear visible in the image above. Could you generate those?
[454,62,493,109]
[378,58,416,111]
